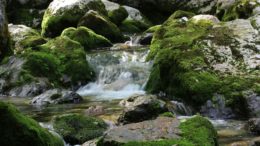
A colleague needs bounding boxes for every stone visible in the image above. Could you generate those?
[0,0,10,59]
[117,94,167,125]
[85,105,105,116]
[246,118,260,135]
[191,14,220,24]
[31,89,83,106]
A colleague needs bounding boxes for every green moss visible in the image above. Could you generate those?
[170,10,195,19]
[0,101,63,146]
[61,26,112,51]
[180,116,218,146]
[122,139,193,146]
[120,19,151,33]
[54,114,107,145]
[145,25,162,33]
[109,6,128,25]
[19,36,47,49]
[159,112,175,118]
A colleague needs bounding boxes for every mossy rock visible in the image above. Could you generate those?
[170,10,195,19]
[0,101,63,146]
[78,10,124,42]
[145,25,162,33]
[53,114,107,145]
[119,19,150,33]
[145,13,259,116]
[108,6,129,25]
[41,0,107,37]
[61,26,112,51]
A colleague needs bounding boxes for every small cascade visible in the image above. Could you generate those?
[77,47,152,100]
[170,100,192,116]
[124,35,142,46]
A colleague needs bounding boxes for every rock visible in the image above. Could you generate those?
[246,118,260,135]
[117,94,167,125]
[85,105,105,116]
[61,26,112,51]
[246,92,260,118]
[100,116,218,145]
[41,0,107,37]
[78,10,124,42]
[31,89,83,106]
[53,114,107,145]
[0,101,63,146]
[140,33,153,45]
[0,0,10,59]
[146,11,260,118]
[82,139,99,146]
[191,14,220,24]
[8,24,46,53]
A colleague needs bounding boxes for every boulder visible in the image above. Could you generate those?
[0,101,63,146]
[145,13,260,118]
[31,89,83,106]
[117,94,167,125]
[0,0,10,59]
[191,14,220,24]
[78,10,124,42]
[61,26,112,51]
[53,114,107,145]
[99,116,218,146]
[8,24,46,53]
[246,118,260,135]
[41,0,107,37]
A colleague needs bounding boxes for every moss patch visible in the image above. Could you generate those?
[0,101,63,146]
[108,6,128,25]
[54,114,107,145]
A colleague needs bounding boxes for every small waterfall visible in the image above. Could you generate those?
[169,100,193,116]
[124,35,141,47]
[77,48,152,100]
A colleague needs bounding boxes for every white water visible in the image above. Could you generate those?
[77,44,152,100]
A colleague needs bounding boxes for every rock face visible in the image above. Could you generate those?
[78,10,124,42]
[53,114,107,145]
[0,101,64,146]
[0,0,10,59]
[41,0,107,37]
[117,94,167,125]
[146,12,260,118]
[99,116,218,146]
[31,89,83,106]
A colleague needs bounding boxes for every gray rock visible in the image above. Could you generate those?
[117,94,167,125]
[31,89,83,106]
[0,0,10,58]
[102,117,181,145]
[246,92,260,118]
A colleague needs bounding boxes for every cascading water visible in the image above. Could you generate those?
[77,38,152,100]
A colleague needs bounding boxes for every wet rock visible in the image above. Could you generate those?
[31,89,83,106]
[0,0,10,58]
[41,0,107,37]
[246,118,260,135]
[140,33,153,45]
[78,10,124,42]
[85,105,105,116]
[117,94,167,125]
[246,92,260,118]
[82,138,99,146]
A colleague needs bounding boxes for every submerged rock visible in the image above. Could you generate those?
[0,0,10,59]
[117,94,167,125]
[0,101,63,146]
[53,114,107,145]
[31,89,83,106]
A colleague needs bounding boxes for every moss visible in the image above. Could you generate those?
[108,6,128,25]
[61,26,112,51]
[159,112,175,118]
[145,25,162,33]
[0,101,63,146]
[170,10,195,19]
[78,10,124,42]
[119,19,151,33]
[217,0,257,21]
[54,114,107,145]
[19,36,47,49]
[179,116,218,146]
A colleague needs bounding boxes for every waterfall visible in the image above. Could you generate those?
[77,47,152,100]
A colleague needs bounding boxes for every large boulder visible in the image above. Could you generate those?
[0,101,63,146]
[31,89,83,106]
[0,0,10,59]
[146,13,260,118]
[53,114,107,145]
[98,116,218,146]
[41,0,107,37]
[78,10,124,42]
[61,26,112,51]
[117,94,167,125]
[8,24,46,53]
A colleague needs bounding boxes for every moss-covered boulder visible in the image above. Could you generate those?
[61,26,112,51]
[0,101,63,146]
[78,10,124,42]
[0,0,11,60]
[146,13,260,118]
[41,0,107,37]
[53,114,107,145]
[98,116,218,146]
[8,24,46,53]
[216,0,260,21]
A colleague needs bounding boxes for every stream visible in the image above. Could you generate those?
[0,36,259,146]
